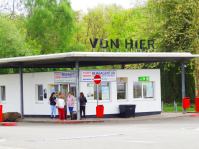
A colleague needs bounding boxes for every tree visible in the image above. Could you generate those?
[27,0,75,54]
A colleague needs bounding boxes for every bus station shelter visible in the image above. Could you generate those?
[0,52,198,119]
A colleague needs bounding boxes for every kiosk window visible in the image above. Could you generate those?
[143,82,154,98]
[133,82,142,98]
[133,82,154,99]
[0,86,5,101]
[117,77,127,100]
[37,85,43,101]
[87,83,110,100]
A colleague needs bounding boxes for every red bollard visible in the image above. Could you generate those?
[0,105,3,122]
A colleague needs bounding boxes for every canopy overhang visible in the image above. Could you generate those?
[0,52,198,68]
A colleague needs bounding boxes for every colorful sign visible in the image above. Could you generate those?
[102,86,109,100]
[87,85,94,100]
[81,70,116,82]
[139,76,149,81]
[54,71,76,83]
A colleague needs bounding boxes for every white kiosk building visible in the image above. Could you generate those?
[0,52,197,119]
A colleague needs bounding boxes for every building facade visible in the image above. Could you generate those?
[0,69,161,117]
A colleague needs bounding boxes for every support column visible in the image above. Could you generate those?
[19,66,24,118]
[75,61,80,120]
[181,62,186,114]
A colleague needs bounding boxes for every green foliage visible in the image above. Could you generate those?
[163,103,196,112]
[0,16,33,58]
[27,0,76,54]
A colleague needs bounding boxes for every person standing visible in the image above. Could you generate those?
[49,92,56,119]
[80,92,87,119]
[67,92,75,116]
[58,91,67,119]
[57,95,65,120]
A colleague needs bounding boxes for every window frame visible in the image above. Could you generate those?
[87,82,110,101]
[117,77,128,100]
[133,81,155,99]
[0,86,6,103]
[35,84,44,103]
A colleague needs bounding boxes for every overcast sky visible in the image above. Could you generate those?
[70,0,140,13]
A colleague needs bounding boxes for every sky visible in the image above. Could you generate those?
[70,0,138,13]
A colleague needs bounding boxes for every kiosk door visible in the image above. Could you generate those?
[50,85,59,94]
[60,84,69,99]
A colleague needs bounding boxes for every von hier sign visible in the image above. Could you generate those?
[90,38,155,51]
[139,76,150,81]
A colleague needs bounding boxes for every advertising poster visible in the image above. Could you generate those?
[54,71,76,83]
[81,70,116,82]
[102,86,109,100]
[144,82,154,98]
[87,86,94,100]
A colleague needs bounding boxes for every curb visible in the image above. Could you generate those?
[190,114,199,117]
[0,122,17,126]
[55,120,104,124]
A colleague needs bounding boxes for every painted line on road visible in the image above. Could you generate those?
[117,140,159,144]
[26,134,124,142]
[0,146,25,149]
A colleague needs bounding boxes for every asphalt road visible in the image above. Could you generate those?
[0,116,199,149]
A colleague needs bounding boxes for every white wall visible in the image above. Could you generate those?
[0,69,161,116]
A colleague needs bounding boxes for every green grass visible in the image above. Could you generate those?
[163,103,196,112]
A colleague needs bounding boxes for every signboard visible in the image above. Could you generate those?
[139,76,149,81]
[54,71,76,83]
[87,86,94,100]
[102,86,109,100]
[81,70,116,82]
[143,82,154,98]
[94,75,101,84]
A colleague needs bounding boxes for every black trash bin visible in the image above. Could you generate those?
[119,105,136,118]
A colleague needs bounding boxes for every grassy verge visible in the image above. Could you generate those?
[163,103,196,112]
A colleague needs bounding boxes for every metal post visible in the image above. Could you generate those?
[97,84,98,105]
[19,66,24,118]
[181,62,186,114]
[75,61,80,120]
[161,101,164,112]
[175,103,177,113]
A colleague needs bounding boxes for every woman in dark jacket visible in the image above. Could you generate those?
[49,92,56,119]
[80,92,87,119]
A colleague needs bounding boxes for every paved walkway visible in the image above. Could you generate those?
[13,112,196,124]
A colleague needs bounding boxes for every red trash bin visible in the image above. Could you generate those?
[0,105,2,122]
[195,98,199,112]
[183,97,190,109]
[96,105,104,117]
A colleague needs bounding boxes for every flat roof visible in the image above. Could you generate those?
[0,52,198,68]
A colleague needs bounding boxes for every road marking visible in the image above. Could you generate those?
[118,140,159,144]
[0,146,25,149]
[26,134,124,142]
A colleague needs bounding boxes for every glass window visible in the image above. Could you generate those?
[133,82,154,99]
[38,85,43,101]
[117,77,127,100]
[50,85,59,95]
[69,84,76,97]
[133,82,142,98]
[143,82,154,98]
[1,86,5,101]
[87,83,110,100]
